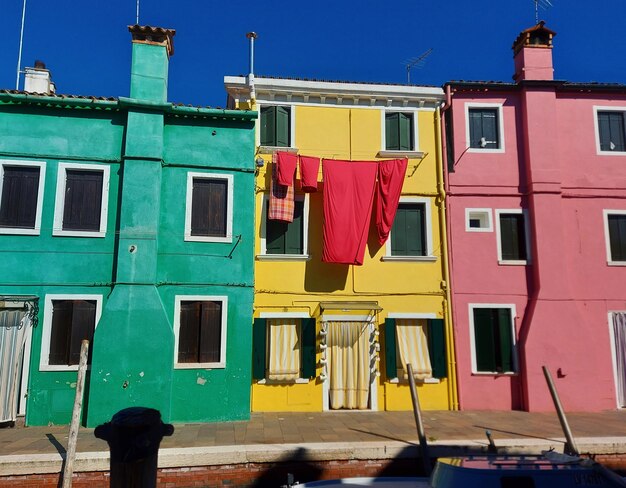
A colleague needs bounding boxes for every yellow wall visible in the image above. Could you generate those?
[252,102,453,412]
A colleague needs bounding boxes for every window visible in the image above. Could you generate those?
[252,314,316,382]
[174,296,228,368]
[604,210,626,264]
[466,104,504,151]
[385,199,434,260]
[260,105,291,147]
[40,294,102,371]
[466,208,493,232]
[496,210,528,264]
[0,161,46,235]
[596,109,626,153]
[385,112,415,151]
[53,163,110,237]
[470,306,516,374]
[184,172,233,243]
[260,196,309,258]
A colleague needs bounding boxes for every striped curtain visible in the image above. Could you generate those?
[327,321,371,410]
[267,319,301,381]
[613,312,626,407]
[0,310,30,422]
[396,319,432,380]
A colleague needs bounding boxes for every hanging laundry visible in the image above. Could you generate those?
[322,159,378,265]
[268,155,295,222]
[376,158,408,245]
[276,151,298,187]
[298,155,320,193]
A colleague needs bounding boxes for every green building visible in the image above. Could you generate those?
[0,26,256,426]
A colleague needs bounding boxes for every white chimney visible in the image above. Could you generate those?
[24,60,56,94]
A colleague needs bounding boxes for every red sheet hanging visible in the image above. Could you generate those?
[375,158,408,245]
[299,155,320,193]
[322,159,378,265]
[276,151,298,186]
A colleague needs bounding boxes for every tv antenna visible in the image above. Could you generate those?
[15,0,27,89]
[404,48,433,84]
[533,0,553,23]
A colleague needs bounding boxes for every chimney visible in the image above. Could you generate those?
[128,25,176,102]
[512,21,556,82]
[24,60,56,94]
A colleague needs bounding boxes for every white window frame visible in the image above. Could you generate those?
[52,162,110,238]
[495,209,530,265]
[0,160,46,235]
[465,208,493,232]
[184,172,234,243]
[40,294,103,372]
[256,103,297,153]
[593,106,626,156]
[173,295,228,369]
[258,193,310,260]
[603,209,626,266]
[379,110,423,158]
[468,303,518,376]
[258,311,310,384]
[383,197,436,262]
[607,311,626,409]
[465,102,505,154]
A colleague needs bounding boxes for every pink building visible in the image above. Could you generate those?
[443,22,626,412]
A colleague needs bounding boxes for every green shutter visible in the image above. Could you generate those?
[301,318,316,379]
[275,106,290,147]
[497,309,514,373]
[252,318,267,380]
[391,207,407,256]
[391,204,425,257]
[482,109,498,148]
[609,215,626,261]
[284,201,304,254]
[384,319,397,380]
[473,308,497,372]
[260,106,276,146]
[427,319,447,379]
[500,214,526,261]
[399,113,413,151]
[385,113,400,150]
[469,110,482,148]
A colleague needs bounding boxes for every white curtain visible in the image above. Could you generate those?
[267,319,301,381]
[327,321,371,410]
[0,310,30,422]
[613,312,626,407]
[396,319,432,380]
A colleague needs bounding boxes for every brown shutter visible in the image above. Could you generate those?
[69,300,96,365]
[178,301,200,363]
[199,301,222,363]
[63,170,103,231]
[49,300,73,365]
[191,178,227,237]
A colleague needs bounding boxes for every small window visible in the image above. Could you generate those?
[385,112,414,151]
[597,110,626,152]
[467,105,503,150]
[386,200,433,259]
[471,306,516,374]
[260,106,291,147]
[496,210,528,264]
[466,208,493,232]
[53,163,110,237]
[261,197,308,257]
[604,211,626,264]
[174,296,227,368]
[185,172,233,243]
[0,161,46,235]
[267,318,302,380]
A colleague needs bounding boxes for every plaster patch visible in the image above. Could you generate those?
[196,377,207,386]
[69,382,77,389]
[139,371,145,377]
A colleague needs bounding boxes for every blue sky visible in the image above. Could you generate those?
[1,1,625,107]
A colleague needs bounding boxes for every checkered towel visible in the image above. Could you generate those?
[268,154,295,222]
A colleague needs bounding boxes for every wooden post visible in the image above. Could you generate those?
[61,340,89,488]
[542,365,579,456]
[407,363,431,476]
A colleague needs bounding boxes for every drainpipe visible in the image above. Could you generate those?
[435,104,459,410]
[246,32,257,103]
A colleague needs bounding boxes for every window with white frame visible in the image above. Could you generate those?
[595,108,626,154]
[385,198,434,260]
[260,195,309,259]
[465,103,504,152]
[384,112,416,151]
[496,209,529,264]
[174,296,227,368]
[604,210,626,264]
[466,208,493,232]
[260,105,292,148]
[40,294,102,371]
[184,172,233,243]
[469,305,517,374]
[53,163,110,237]
[0,160,46,235]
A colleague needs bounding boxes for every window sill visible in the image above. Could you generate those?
[382,256,437,262]
[466,228,493,233]
[598,150,626,156]
[40,365,89,372]
[52,230,106,238]
[257,378,310,385]
[471,371,517,376]
[0,227,40,236]
[377,150,424,159]
[258,146,299,154]
[185,235,233,244]
[497,260,528,266]
[608,261,626,266]
[174,363,225,370]
[388,377,440,384]
[257,254,311,261]
[467,148,505,154]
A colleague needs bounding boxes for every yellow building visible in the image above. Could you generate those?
[225,76,457,412]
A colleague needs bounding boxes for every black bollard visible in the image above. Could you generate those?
[95,407,174,488]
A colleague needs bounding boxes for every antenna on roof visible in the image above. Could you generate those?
[404,48,433,84]
[136,0,140,24]
[15,0,27,90]
[533,0,553,24]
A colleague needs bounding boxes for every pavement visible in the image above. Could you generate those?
[1,410,626,476]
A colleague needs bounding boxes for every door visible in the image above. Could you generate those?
[612,312,626,408]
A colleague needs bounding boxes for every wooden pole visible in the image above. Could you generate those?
[407,363,431,476]
[542,365,579,456]
[61,340,89,488]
